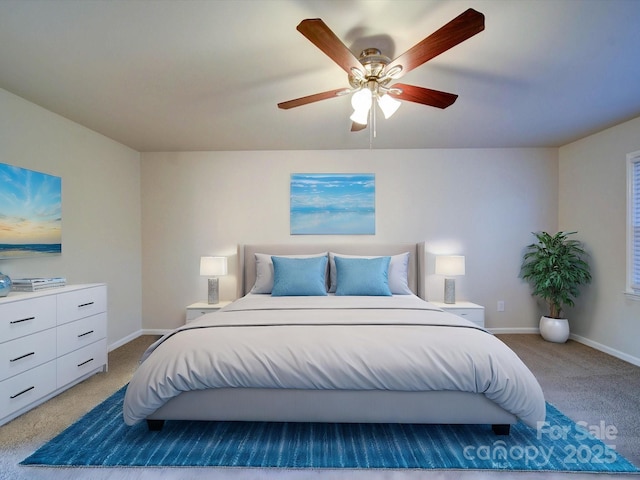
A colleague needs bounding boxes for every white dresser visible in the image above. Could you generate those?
[0,284,107,426]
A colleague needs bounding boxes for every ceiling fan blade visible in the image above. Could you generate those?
[297,19,365,76]
[278,88,348,110]
[386,8,484,79]
[351,122,367,132]
[390,83,458,109]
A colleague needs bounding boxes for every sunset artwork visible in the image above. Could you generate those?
[0,163,62,259]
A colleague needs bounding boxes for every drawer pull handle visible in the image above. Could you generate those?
[77,358,94,367]
[78,330,94,338]
[10,386,35,399]
[10,316,35,325]
[10,352,35,362]
[78,301,94,308]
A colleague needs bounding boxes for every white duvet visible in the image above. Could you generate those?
[123,294,545,427]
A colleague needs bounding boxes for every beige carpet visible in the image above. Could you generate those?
[0,334,638,480]
[498,334,640,467]
[0,335,152,452]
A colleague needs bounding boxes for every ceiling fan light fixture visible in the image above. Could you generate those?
[385,65,403,79]
[350,88,372,125]
[351,88,372,111]
[350,67,365,81]
[377,93,401,119]
[350,108,369,125]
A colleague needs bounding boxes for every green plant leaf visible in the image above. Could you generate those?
[520,231,592,318]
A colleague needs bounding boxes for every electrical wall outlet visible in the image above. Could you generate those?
[497,300,505,312]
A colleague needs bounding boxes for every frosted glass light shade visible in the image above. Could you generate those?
[350,88,372,125]
[351,88,372,111]
[377,94,401,119]
[350,108,370,125]
[435,255,465,276]
[200,256,228,276]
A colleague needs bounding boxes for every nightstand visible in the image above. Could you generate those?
[430,301,485,328]
[185,300,232,323]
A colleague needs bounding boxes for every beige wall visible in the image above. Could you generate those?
[141,148,558,331]
[559,115,640,363]
[0,88,142,348]
[6,82,639,365]
[4,83,640,365]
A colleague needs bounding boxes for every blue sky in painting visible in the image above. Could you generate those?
[0,163,62,245]
[290,174,375,234]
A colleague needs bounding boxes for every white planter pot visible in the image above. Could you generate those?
[539,316,570,343]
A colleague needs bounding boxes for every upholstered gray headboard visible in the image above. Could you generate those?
[237,242,426,299]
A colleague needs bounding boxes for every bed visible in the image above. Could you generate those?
[123,243,546,435]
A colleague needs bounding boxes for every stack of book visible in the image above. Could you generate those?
[11,277,67,292]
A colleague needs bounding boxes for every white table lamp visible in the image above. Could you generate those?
[435,255,465,304]
[200,256,227,304]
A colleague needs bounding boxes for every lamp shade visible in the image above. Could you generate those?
[435,255,465,276]
[200,256,227,276]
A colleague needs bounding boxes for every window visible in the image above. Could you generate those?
[627,150,640,297]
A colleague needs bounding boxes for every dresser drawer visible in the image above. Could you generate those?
[0,360,57,421]
[57,286,107,325]
[0,328,57,381]
[57,339,107,388]
[57,313,107,357]
[0,296,57,342]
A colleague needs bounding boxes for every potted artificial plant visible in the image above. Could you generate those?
[520,231,592,343]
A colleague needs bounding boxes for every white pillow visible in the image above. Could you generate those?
[251,252,328,294]
[329,252,412,294]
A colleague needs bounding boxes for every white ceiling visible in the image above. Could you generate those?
[1,0,639,152]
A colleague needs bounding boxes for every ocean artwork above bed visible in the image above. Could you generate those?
[290,173,375,235]
[0,163,62,259]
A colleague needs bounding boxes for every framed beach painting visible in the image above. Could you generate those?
[0,163,62,259]
[290,173,375,235]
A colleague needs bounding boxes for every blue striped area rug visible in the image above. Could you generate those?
[21,386,639,472]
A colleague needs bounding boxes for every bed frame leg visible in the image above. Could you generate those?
[147,419,165,431]
[492,424,510,435]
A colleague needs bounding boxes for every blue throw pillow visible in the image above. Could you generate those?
[271,256,328,296]
[328,252,412,294]
[334,256,392,296]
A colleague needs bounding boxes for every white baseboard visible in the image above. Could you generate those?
[108,329,172,352]
[488,328,640,367]
[488,327,539,334]
[108,330,143,351]
[111,327,640,369]
[142,328,173,336]
[569,333,640,367]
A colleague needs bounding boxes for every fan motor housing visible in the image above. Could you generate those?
[359,48,390,77]
[349,48,391,89]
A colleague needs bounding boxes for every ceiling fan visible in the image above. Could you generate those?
[278,9,485,133]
